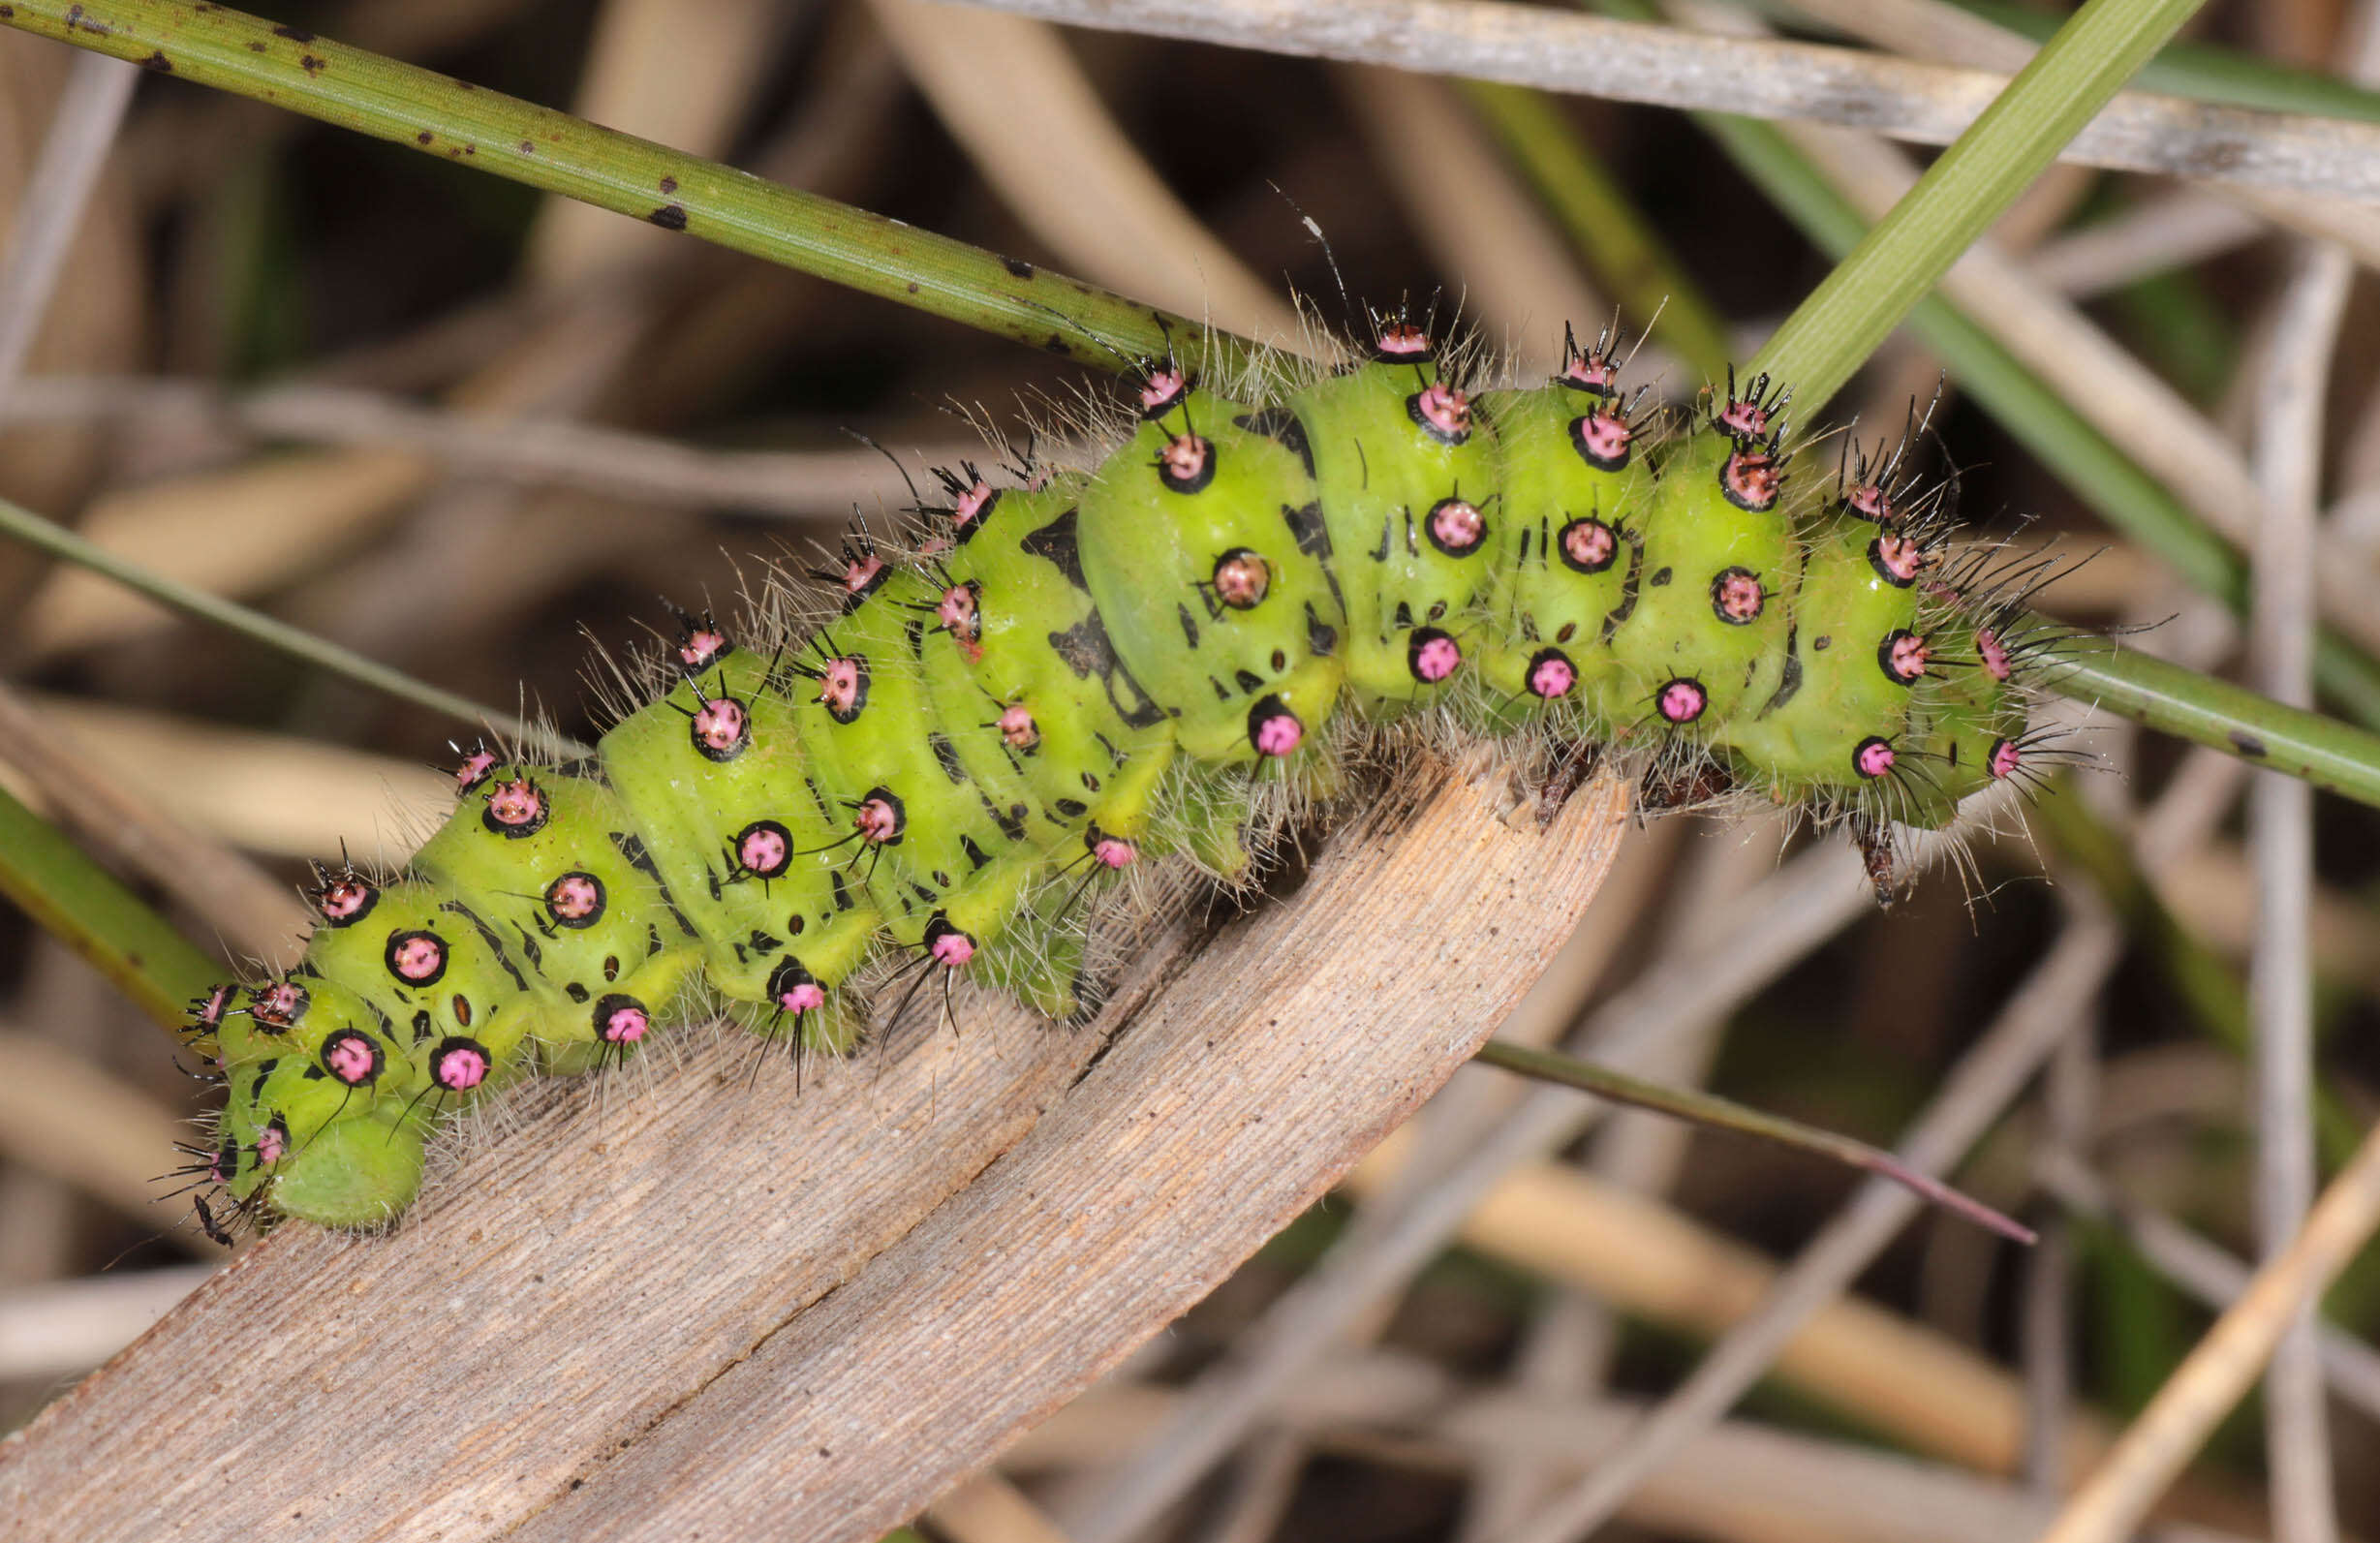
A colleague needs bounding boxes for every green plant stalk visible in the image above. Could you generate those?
[1472,1039,2037,1242]
[0,491,583,757]
[1744,0,2209,415]
[2029,778,2363,1169]
[0,781,222,1030]
[2053,639,2380,811]
[0,0,1254,379]
[1458,80,1736,384]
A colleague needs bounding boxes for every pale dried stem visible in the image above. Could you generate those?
[0,377,975,519]
[0,1264,213,1383]
[958,0,2380,201]
[0,680,306,967]
[2037,1154,2380,1425]
[869,0,1303,344]
[0,1027,193,1235]
[0,762,1631,1542]
[2248,235,2353,1543]
[2025,193,2269,297]
[0,49,137,390]
[2038,1118,2380,1543]
[1495,910,2127,1543]
[926,1472,1077,1543]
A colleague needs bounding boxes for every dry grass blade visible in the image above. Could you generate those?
[960,0,2380,201]
[0,49,137,389]
[0,760,1629,1541]
[2040,1117,2380,1543]
[0,377,977,518]
[869,0,1302,343]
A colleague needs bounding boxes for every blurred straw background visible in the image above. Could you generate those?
[3,0,2380,1539]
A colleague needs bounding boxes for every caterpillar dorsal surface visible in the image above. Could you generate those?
[174,320,2050,1238]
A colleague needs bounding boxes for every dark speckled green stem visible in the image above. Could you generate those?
[0,0,1262,378]
[2051,640,2380,810]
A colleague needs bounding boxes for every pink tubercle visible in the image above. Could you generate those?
[937,584,980,642]
[453,749,500,794]
[819,657,864,717]
[842,553,886,596]
[323,1032,379,1086]
[953,479,996,528]
[1428,499,1485,555]
[1528,653,1576,699]
[1411,381,1470,441]
[546,872,603,920]
[738,827,789,875]
[1657,679,1708,725]
[779,980,826,1015]
[1886,632,1932,682]
[435,1043,491,1092]
[390,934,446,983]
[1845,482,1892,523]
[1977,629,2012,682]
[677,627,730,669]
[1251,703,1303,757]
[854,795,902,844]
[191,983,233,1031]
[1140,368,1189,413]
[485,777,545,829]
[255,1122,286,1166]
[1561,518,1616,571]
[692,695,749,755]
[316,877,375,922]
[1411,633,1463,683]
[1158,433,1211,488]
[1572,409,1632,469]
[1092,836,1136,869]
[1721,447,1780,510]
[1713,570,1765,623]
[1855,738,1898,779]
[998,702,1038,750]
[1212,550,1270,608]
[599,1000,651,1044]
[1561,351,1618,394]
[1990,738,2023,780]
[1874,532,1925,584]
[1375,323,1431,357]
[253,981,308,1028]
[1717,397,1770,440]
[930,927,977,968]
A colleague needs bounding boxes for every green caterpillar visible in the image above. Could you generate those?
[173,321,2046,1238]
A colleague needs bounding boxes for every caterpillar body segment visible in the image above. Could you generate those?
[181,326,2045,1237]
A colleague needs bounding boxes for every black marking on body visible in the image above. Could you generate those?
[1022,507,1089,589]
[566,982,590,1003]
[1234,668,1265,694]
[1046,611,1168,727]
[445,901,531,992]
[1055,798,1088,818]
[1761,628,1805,714]
[1236,409,1316,478]
[986,799,1029,842]
[411,1009,433,1044]
[961,834,993,870]
[1177,602,1200,648]
[1599,531,1648,642]
[1649,566,1672,587]
[830,871,854,911]
[928,732,970,784]
[1306,602,1339,657]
